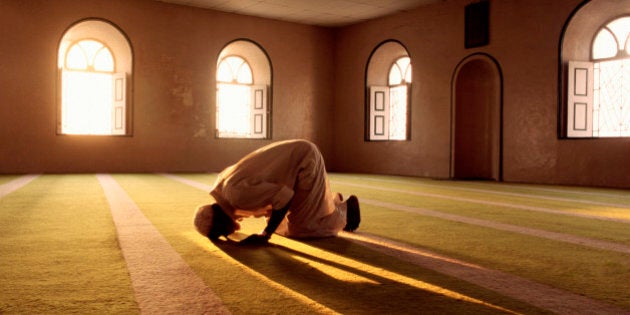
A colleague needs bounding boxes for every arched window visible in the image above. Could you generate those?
[216,56,255,137]
[366,41,412,141]
[216,40,271,139]
[565,15,630,138]
[58,19,132,135]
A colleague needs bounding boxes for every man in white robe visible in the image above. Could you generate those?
[194,139,360,245]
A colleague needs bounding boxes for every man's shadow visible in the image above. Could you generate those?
[211,234,532,314]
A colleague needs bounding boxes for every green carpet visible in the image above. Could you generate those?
[1,173,628,313]
[327,174,630,308]
[0,175,21,186]
[114,174,544,314]
[0,175,138,314]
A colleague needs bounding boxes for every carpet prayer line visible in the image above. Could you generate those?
[333,179,630,224]
[161,173,629,314]
[96,174,231,315]
[2,174,628,314]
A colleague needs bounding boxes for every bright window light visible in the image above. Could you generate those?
[389,57,411,140]
[593,29,619,59]
[593,59,630,137]
[66,40,114,72]
[388,57,411,85]
[216,56,255,138]
[389,64,403,85]
[389,85,408,140]
[593,17,630,60]
[607,17,630,50]
[61,39,116,135]
[217,56,252,84]
[217,83,251,137]
[66,45,89,70]
[591,16,630,137]
[62,71,112,134]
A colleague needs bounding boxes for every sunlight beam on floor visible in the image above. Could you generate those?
[188,231,520,315]
[187,233,338,314]
[274,236,519,314]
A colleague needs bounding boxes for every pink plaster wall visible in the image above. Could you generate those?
[1,0,629,189]
[0,0,335,173]
[331,0,630,189]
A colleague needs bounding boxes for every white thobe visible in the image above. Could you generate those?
[210,139,346,238]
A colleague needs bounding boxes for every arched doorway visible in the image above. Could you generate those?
[451,54,502,180]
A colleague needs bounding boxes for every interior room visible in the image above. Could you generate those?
[1,0,629,313]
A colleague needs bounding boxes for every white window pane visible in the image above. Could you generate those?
[225,56,243,71]
[607,17,630,50]
[593,29,618,59]
[79,40,104,65]
[237,62,253,84]
[388,65,402,85]
[94,48,114,71]
[389,85,407,140]
[59,20,131,137]
[217,56,253,84]
[217,83,251,137]
[396,57,410,71]
[66,45,88,70]
[216,55,257,138]
[389,57,411,85]
[67,40,115,72]
[596,59,630,137]
[62,71,112,134]
[397,57,412,83]
[217,61,233,82]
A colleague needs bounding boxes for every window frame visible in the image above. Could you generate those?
[564,15,630,138]
[559,2,630,140]
[57,19,132,136]
[365,40,413,142]
[215,39,272,140]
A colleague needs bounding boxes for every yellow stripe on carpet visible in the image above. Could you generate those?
[342,231,628,314]
[160,174,542,313]
[0,175,138,314]
[0,174,38,198]
[117,173,630,312]
[97,174,230,314]
[112,174,339,314]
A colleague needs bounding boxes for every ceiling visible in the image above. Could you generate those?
[156,0,442,27]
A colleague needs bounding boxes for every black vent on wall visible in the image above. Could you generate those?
[465,1,490,48]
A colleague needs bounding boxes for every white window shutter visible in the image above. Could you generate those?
[111,73,126,135]
[369,86,389,140]
[250,85,267,138]
[567,61,593,138]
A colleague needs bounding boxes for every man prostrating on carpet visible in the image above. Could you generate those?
[194,139,361,246]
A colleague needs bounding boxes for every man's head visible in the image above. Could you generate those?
[193,203,237,240]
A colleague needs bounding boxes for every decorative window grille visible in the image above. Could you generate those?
[567,16,630,138]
